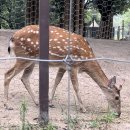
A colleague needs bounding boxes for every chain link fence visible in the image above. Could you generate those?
[0,0,130,130]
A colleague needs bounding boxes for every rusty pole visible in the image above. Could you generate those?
[39,0,49,126]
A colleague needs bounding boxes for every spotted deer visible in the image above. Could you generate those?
[4,25,122,116]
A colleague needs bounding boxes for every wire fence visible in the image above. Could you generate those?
[1,0,130,130]
[0,36,130,129]
[1,56,130,64]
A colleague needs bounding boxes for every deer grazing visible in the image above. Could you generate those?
[4,25,122,116]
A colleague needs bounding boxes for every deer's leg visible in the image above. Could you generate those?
[4,60,32,110]
[70,68,86,113]
[21,63,38,105]
[49,68,66,105]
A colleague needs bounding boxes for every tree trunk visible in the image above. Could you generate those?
[97,14,113,39]
[0,8,2,29]
[79,0,84,35]
[74,0,80,33]
[64,0,84,35]
[59,0,64,28]
[64,0,70,30]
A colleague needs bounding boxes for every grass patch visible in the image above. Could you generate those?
[89,111,118,128]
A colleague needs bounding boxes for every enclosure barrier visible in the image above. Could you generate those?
[0,55,129,129]
[1,56,130,64]
[1,0,130,129]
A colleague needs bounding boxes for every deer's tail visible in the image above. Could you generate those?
[8,37,14,54]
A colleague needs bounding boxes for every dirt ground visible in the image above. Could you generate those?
[0,31,130,130]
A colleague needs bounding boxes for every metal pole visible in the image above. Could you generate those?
[39,0,49,126]
[122,20,124,39]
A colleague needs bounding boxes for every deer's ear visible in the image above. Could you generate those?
[118,79,125,91]
[108,76,116,88]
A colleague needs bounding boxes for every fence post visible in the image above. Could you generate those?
[117,26,120,40]
[122,20,124,39]
[39,0,49,126]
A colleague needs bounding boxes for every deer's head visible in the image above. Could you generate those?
[102,76,122,117]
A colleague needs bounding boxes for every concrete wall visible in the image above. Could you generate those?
[0,29,16,37]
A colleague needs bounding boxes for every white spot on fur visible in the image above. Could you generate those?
[84,38,87,41]
[20,38,24,41]
[25,52,29,55]
[74,55,78,58]
[36,41,39,45]
[60,35,63,37]
[28,48,31,51]
[53,47,57,49]
[20,42,23,45]
[54,39,58,41]
[57,46,61,49]
[28,31,31,33]
[62,39,65,42]
[88,45,91,49]
[49,51,65,58]
[90,55,93,58]
[27,38,31,42]
[59,48,64,51]
[36,31,39,34]
[81,56,85,59]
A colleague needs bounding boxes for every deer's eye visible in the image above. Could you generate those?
[115,96,119,100]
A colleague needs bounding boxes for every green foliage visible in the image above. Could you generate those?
[43,123,57,130]
[113,0,130,15]
[93,0,130,16]
[122,9,130,26]
[89,119,100,128]
[0,0,25,29]
[84,8,101,24]
[67,116,79,129]
[19,99,57,130]
[89,111,117,128]
[20,99,28,130]
[100,111,118,123]
[49,0,64,26]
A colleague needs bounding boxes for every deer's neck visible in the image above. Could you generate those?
[83,61,109,88]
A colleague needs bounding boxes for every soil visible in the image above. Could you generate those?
[0,31,130,130]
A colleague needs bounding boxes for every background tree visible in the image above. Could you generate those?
[63,0,85,35]
[0,0,25,29]
[49,0,64,27]
[93,0,130,39]
[50,0,85,35]
[26,0,39,25]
